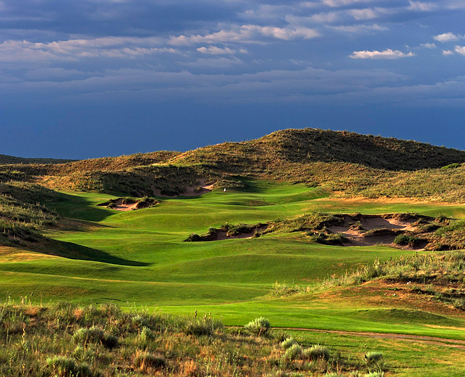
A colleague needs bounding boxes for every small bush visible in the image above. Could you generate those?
[73,346,94,363]
[140,326,155,342]
[184,317,223,337]
[72,327,118,349]
[131,314,150,328]
[284,343,302,360]
[244,317,271,336]
[46,356,93,377]
[184,233,201,242]
[102,333,118,349]
[311,232,347,245]
[133,352,166,370]
[394,234,421,247]
[281,337,298,349]
[303,345,330,361]
[365,352,384,372]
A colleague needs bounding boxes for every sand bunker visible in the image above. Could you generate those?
[152,179,215,198]
[327,214,420,248]
[185,224,268,242]
[98,198,158,211]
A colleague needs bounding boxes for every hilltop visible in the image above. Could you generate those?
[1,128,465,203]
[0,153,75,165]
[171,128,465,172]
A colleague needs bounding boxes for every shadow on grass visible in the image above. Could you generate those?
[36,238,150,267]
[47,192,118,222]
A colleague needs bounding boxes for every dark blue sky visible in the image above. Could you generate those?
[0,0,464,159]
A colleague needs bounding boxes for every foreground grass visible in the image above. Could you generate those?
[0,301,391,377]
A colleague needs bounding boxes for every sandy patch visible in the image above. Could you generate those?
[327,215,419,247]
[112,198,139,211]
[97,198,158,211]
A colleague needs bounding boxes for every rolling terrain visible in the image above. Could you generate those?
[1,128,465,376]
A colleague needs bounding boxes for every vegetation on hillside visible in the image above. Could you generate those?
[0,301,386,377]
[1,128,465,202]
[308,250,465,313]
[0,154,75,165]
[0,181,61,246]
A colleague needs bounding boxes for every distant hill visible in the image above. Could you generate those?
[171,128,465,171]
[2,128,465,202]
[0,154,76,165]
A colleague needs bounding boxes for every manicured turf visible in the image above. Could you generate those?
[2,180,465,345]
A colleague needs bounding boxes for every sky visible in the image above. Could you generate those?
[0,0,464,159]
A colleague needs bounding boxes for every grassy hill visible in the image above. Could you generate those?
[0,153,75,165]
[170,128,465,171]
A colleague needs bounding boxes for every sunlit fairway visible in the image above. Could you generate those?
[1,180,465,347]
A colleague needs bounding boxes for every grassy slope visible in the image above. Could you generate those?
[0,182,464,344]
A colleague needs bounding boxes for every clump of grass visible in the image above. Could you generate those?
[133,351,166,371]
[281,337,298,349]
[140,326,155,341]
[284,343,302,360]
[73,326,118,349]
[302,345,330,361]
[365,352,384,372]
[244,317,271,336]
[184,316,223,337]
[46,356,93,377]
[310,232,348,245]
[393,234,422,247]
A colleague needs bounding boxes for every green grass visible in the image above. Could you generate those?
[0,178,464,374]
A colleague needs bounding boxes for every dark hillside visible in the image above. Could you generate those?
[171,128,465,171]
[0,154,75,165]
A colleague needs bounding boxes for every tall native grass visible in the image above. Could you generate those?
[0,302,380,376]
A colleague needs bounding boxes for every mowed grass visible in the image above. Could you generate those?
[1,180,465,342]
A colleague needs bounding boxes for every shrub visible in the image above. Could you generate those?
[133,352,166,370]
[184,317,223,337]
[46,356,93,377]
[131,314,149,328]
[140,326,155,342]
[311,232,347,245]
[365,352,384,372]
[72,327,118,349]
[302,345,330,361]
[394,234,421,247]
[281,337,298,349]
[284,343,302,360]
[102,333,118,349]
[73,346,94,363]
[244,317,271,336]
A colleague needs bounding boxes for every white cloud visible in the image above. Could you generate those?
[419,42,436,49]
[445,0,465,10]
[0,36,172,63]
[349,8,379,20]
[169,25,320,46]
[434,32,461,42]
[442,50,454,55]
[301,12,340,23]
[333,23,388,33]
[259,26,320,40]
[350,49,415,59]
[197,46,237,55]
[455,46,465,55]
[322,0,373,7]
[407,1,437,11]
